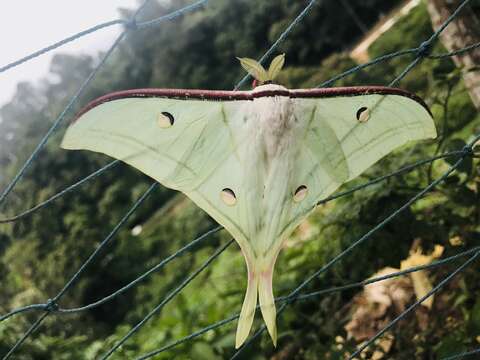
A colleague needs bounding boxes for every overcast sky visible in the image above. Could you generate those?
[0,0,140,108]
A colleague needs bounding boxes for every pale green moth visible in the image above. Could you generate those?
[61,54,437,348]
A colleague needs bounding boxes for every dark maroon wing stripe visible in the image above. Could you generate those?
[288,86,431,115]
[73,86,431,121]
[73,88,253,120]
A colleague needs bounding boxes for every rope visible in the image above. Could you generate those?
[100,239,234,360]
[349,252,479,359]
[1,0,479,358]
[0,160,119,223]
[231,0,478,357]
[234,0,320,90]
[0,20,126,74]
[2,183,158,360]
[0,150,463,223]
[441,348,480,360]
[134,244,480,359]
[231,144,477,358]
[0,4,210,357]
[0,0,209,208]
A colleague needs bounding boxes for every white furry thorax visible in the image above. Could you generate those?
[249,84,298,160]
[242,83,301,255]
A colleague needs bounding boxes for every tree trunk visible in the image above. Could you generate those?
[426,0,480,109]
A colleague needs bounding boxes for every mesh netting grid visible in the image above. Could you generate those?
[1,0,480,359]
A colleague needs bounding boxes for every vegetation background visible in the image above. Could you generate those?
[0,0,479,358]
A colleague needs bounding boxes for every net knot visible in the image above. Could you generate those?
[44,299,59,312]
[416,41,432,58]
[285,294,299,306]
[461,144,474,156]
[125,18,138,31]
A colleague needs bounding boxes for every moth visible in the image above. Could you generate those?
[61,54,437,348]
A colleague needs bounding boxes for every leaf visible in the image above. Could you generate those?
[236,57,269,82]
[434,333,466,359]
[400,245,444,309]
[409,272,434,309]
[345,267,412,342]
[267,53,285,80]
[191,342,221,360]
[469,298,480,333]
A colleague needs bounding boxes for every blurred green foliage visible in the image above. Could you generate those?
[1,0,479,359]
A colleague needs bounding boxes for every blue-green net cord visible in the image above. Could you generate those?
[0,148,470,325]
[230,0,477,357]
[134,243,480,359]
[0,149,464,223]
[1,0,479,358]
[0,0,209,208]
[234,0,319,90]
[100,239,235,360]
[0,3,210,357]
[230,141,478,359]
[441,348,480,360]
[1,182,159,360]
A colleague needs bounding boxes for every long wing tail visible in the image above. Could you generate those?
[235,254,278,348]
[235,270,259,348]
[258,268,277,346]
